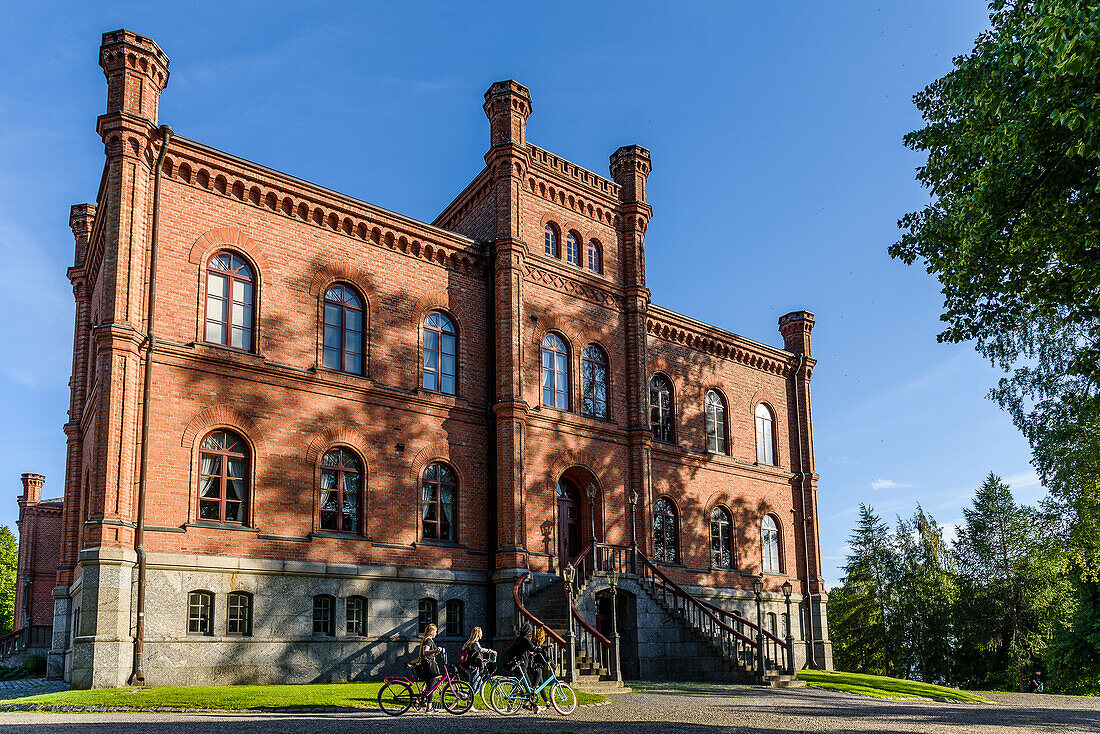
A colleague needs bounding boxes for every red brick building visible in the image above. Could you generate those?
[39,29,830,688]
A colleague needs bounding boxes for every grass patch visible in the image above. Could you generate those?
[1,681,607,712]
[798,670,987,703]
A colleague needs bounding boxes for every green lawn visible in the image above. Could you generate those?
[797,670,987,702]
[1,681,607,712]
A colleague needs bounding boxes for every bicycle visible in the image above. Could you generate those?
[377,649,474,716]
[488,659,577,715]
[465,651,508,709]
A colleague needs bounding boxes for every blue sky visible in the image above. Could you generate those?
[0,2,1040,585]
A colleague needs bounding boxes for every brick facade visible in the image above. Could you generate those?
[14,474,63,634]
[36,29,830,688]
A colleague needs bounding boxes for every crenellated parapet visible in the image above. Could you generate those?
[648,306,802,377]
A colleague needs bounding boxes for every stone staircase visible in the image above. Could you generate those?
[638,579,803,688]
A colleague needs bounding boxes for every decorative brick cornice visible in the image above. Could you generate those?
[647,305,796,377]
[163,135,485,277]
[525,171,619,228]
[523,263,620,309]
[527,144,619,201]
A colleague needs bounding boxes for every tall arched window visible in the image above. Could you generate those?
[319,447,363,533]
[587,240,602,274]
[565,231,581,265]
[710,507,734,569]
[705,390,728,455]
[762,515,781,572]
[755,403,776,465]
[323,284,363,374]
[205,252,255,351]
[422,311,457,395]
[650,374,673,442]
[652,498,679,564]
[422,462,457,541]
[198,429,249,524]
[541,333,569,410]
[581,345,609,419]
[544,224,559,258]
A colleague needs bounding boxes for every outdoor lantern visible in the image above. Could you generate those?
[752,577,764,596]
[629,489,639,507]
[782,579,793,599]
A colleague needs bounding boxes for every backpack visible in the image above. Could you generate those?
[458,647,471,670]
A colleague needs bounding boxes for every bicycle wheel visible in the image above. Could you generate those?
[377,680,413,716]
[549,681,577,715]
[479,675,503,709]
[441,679,474,714]
[489,677,523,715]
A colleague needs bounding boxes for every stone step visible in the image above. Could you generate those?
[572,680,632,695]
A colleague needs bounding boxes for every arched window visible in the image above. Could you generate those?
[187,591,214,635]
[422,311,457,395]
[323,284,363,374]
[755,403,776,465]
[319,447,363,533]
[346,596,367,636]
[762,515,781,572]
[541,333,569,410]
[422,462,457,541]
[581,345,609,419]
[652,498,679,564]
[418,597,437,633]
[544,224,559,258]
[445,599,465,637]
[205,251,255,351]
[650,374,673,442]
[706,390,728,455]
[198,429,249,524]
[587,240,602,274]
[565,231,581,265]
[312,595,335,636]
[710,507,734,569]
[227,591,252,636]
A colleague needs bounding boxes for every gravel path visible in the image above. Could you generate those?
[1,685,1097,733]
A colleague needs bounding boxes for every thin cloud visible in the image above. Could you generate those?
[1004,470,1040,491]
[871,478,915,491]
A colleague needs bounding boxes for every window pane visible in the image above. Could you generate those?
[345,330,362,355]
[345,309,362,332]
[224,501,241,522]
[423,372,438,391]
[232,279,252,305]
[231,326,249,350]
[231,302,250,329]
[345,353,362,375]
[324,303,342,327]
[324,324,341,350]
[323,347,341,370]
[208,272,227,298]
[199,500,220,519]
[441,375,455,395]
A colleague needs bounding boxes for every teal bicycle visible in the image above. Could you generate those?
[488,659,577,715]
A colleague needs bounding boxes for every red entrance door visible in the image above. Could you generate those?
[557,478,582,566]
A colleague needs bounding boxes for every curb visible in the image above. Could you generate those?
[0,699,615,714]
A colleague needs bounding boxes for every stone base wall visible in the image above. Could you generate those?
[65,551,490,688]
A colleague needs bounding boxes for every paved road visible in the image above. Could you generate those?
[1,685,1098,733]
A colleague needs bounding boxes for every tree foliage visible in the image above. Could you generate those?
[830,479,1071,691]
[891,0,1100,571]
[0,526,16,635]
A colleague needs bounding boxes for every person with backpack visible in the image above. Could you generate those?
[459,626,497,696]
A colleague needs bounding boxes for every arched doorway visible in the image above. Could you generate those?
[556,478,582,566]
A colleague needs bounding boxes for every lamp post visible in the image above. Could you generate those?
[588,483,598,550]
[563,565,577,682]
[782,579,795,676]
[608,568,623,683]
[753,576,766,683]
[628,489,639,574]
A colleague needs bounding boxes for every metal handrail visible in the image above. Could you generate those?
[512,573,566,646]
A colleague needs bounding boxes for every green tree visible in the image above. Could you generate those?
[893,507,956,685]
[830,505,897,675]
[1046,577,1100,693]
[0,525,16,634]
[890,0,1100,573]
[952,474,1069,690]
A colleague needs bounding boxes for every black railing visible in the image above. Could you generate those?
[0,625,51,659]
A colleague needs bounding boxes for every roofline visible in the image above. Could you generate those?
[171,134,478,249]
[648,303,796,363]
